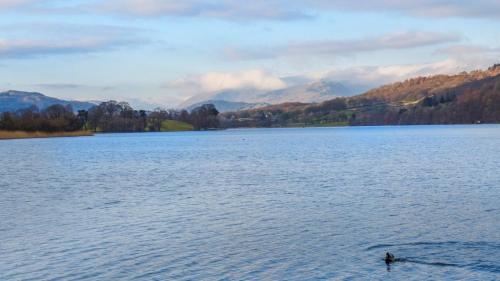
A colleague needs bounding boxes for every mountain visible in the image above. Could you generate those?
[180,88,264,110]
[0,90,96,113]
[180,80,358,110]
[255,80,356,104]
[187,100,269,112]
[220,64,500,127]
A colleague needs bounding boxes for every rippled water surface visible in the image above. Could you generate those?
[1,126,500,280]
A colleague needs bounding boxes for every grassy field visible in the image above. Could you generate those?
[309,121,349,127]
[0,130,93,140]
[160,120,194,131]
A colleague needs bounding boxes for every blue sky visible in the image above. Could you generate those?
[0,0,499,108]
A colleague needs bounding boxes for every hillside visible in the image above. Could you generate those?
[0,90,96,113]
[360,64,500,103]
[220,65,500,127]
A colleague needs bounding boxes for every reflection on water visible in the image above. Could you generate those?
[1,125,499,280]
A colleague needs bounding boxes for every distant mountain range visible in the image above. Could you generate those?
[186,100,269,112]
[5,64,499,122]
[221,64,500,127]
[2,76,364,114]
[180,79,360,112]
[0,90,96,113]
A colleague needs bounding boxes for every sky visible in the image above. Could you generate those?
[0,0,499,108]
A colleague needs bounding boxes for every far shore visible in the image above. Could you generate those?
[0,130,94,140]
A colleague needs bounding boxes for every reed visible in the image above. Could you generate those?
[0,130,93,140]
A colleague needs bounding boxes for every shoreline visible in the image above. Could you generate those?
[1,123,494,140]
[224,122,496,130]
[0,130,94,140]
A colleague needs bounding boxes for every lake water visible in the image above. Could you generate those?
[1,125,500,280]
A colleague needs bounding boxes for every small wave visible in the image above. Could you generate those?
[366,241,462,251]
[104,200,122,205]
[398,258,462,268]
[473,264,500,274]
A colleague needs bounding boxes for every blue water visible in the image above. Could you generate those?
[1,125,499,280]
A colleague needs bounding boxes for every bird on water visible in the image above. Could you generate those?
[385,252,396,264]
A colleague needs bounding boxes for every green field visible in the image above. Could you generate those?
[160,120,194,131]
[308,121,349,127]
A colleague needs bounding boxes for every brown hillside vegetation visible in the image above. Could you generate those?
[221,65,500,127]
[361,64,500,103]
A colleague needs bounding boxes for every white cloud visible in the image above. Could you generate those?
[169,69,285,93]
[198,70,286,92]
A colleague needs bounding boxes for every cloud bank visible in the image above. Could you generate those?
[5,0,497,21]
[96,0,500,20]
[164,69,287,105]
[0,0,35,10]
[97,0,310,20]
[168,69,286,94]
[0,37,138,58]
[307,0,500,19]
[0,24,145,58]
[165,58,490,105]
[225,31,461,60]
[318,59,468,87]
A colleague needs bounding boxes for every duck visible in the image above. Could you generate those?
[385,252,396,264]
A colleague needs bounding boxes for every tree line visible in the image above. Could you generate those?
[0,101,220,132]
[0,104,84,132]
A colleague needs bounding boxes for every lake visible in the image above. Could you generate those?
[1,125,499,280]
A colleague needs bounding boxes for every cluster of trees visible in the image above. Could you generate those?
[189,104,220,130]
[85,101,219,132]
[0,101,220,133]
[86,101,150,132]
[0,104,85,132]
